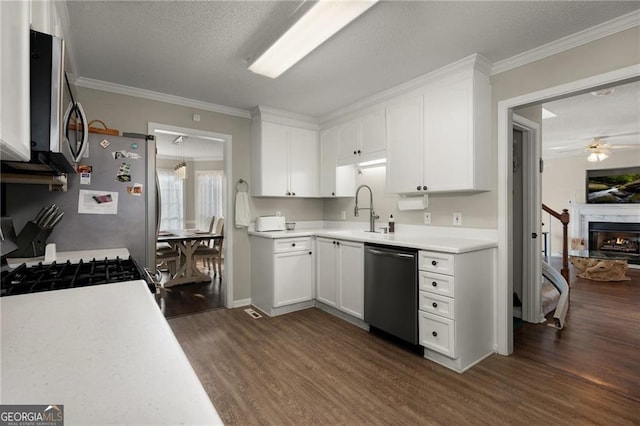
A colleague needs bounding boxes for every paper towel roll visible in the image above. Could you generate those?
[397,194,429,211]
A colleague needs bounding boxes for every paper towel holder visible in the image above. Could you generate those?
[397,194,429,211]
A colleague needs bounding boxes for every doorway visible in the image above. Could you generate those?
[496,65,640,355]
[148,122,234,312]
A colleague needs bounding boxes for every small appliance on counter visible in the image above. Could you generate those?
[255,215,286,232]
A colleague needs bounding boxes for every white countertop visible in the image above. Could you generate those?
[249,227,497,254]
[0,281,223,425]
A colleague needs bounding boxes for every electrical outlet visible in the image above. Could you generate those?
[276,211,281,217]
[424,212,431,224]
[453,212,462,226]
[341,211,346,220]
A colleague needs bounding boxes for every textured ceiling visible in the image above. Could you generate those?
[65,1,640,118]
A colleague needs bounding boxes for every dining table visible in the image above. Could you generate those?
[157,230,223,287]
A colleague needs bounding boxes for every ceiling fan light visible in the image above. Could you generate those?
[587,152,598,162]
[597,152,609,161]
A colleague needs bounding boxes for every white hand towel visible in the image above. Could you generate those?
[235,191,251,229]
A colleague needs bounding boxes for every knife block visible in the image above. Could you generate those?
[7,221,53,258]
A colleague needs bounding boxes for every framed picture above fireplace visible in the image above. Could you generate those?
[586,166,640,204]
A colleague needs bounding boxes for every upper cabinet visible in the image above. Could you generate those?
[0,1,31,162]
[385,95,424,193]
[386,56,492,194]
[251,107,319,197]
[319,127,355,197]
[336,109,386,165]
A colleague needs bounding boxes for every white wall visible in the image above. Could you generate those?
[542,150,640,255]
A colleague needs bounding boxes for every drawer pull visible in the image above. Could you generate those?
[432,302,438,308]
[432,281,437,287]
[292,243,296,247]
[432,331,438,337]
[431,260,438,266]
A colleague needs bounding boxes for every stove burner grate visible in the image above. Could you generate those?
[1,256,154,297]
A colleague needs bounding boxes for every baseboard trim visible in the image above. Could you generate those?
[233,298,252,308]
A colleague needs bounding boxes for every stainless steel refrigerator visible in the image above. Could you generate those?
[5,133,157,269]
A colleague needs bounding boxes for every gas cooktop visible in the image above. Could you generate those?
[1,256,155,297]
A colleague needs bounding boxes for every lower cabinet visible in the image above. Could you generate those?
[316,237,364,319]
[251,236,314,316]
[417,248,494,372]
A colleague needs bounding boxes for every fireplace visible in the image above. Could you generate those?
[588,222,640,265]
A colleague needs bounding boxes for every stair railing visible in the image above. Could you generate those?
[542,203,570,285]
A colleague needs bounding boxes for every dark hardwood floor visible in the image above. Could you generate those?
[514,260,640,402]
[157,261,224,318]
[169,306,640,425]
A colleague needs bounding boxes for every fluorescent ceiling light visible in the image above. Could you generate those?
[358,158,386,167]
[541,108,557,119]
[249,0,378,78]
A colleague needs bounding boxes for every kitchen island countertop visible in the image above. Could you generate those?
[0,280,223,425]
[249,227,497,254]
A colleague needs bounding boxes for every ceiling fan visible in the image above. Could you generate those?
[548,132,640,161]
[585,138,611,162]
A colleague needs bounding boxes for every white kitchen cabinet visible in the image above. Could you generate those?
[274,250,314,307]
[315,237,364,319]
[417,248,494,372]
[0,1,31,162]
[423,73,491,192]
[386,60,492,194]
[385,95,424,193]
[316,237,338,306]
[251,117,319,197]
[319,127,356,197]
[251,236,315,316]
[336,110,386,165]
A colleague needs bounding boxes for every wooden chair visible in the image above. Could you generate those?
[194,218,224,277]
[156,245,180,276]
[197,216,216,248]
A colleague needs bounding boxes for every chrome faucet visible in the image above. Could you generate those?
[354,184,379,232]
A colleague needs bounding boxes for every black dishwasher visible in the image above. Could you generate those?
[364,244,419,349]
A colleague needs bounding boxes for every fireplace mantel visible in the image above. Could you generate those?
[571,204,640,267]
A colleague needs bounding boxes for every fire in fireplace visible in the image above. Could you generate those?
[588,222,640,265]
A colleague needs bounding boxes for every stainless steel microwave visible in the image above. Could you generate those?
[1,30,75,175]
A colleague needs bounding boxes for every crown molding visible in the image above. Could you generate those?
[320,53,489,125]
[491,10,640,76]
[252,105,319,129]
[74,77,251,119]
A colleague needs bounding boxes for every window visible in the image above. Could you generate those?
[196,170,224,231]
[158,169,184,230]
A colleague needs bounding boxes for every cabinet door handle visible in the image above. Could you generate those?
[292,192,296,196]
[432,302,438,308]
[416,185,421,191]
[309,251,312,255]
[353,150,357,155]
[331,192,335,196]
[432,281,437,287]
[332,241,336,245]
[357,149,361,154]
[336,241,340,246]
[432,331,438,337]
[423,185,427,191]
[431,260,438,266]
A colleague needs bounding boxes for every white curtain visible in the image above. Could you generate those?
[158,169,184,230]
[196,170,224,230]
